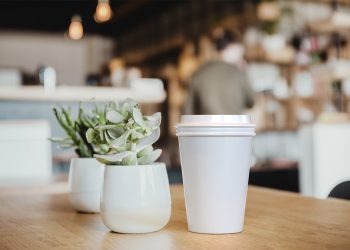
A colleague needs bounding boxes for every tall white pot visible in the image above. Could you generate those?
[101,163,171,233]
[68,158,104,213]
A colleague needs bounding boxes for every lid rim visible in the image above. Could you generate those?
[180,115,252,125]
[176,127,256,131]
[176,124,256,128]
[176,132,256,137]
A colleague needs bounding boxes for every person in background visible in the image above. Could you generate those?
[184,28,255,115]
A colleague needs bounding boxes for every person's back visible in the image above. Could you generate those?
[184,28,254,115]
[185,60,254,114]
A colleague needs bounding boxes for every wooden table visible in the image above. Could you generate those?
[1,184,350,249]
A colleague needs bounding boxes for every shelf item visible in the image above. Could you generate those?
[294,1,332,29]
[261,34,286,54]
[328,59,350,80]
[265,46,295,65]
[294,71,315,97]
[247,63,281,92]
[317,112,349,123]
[296,107,315,124]
[246,91,296,132]
[342,78,350,97]
[272,78,289,99]
[309,10,350,33]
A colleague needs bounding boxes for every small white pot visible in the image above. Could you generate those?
[101,163,171,233]
[68,158,104,213]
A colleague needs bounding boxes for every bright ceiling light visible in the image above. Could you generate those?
[68,14,83,40]
[94,0,113,23]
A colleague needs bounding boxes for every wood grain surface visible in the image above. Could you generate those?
[0,184,349,250]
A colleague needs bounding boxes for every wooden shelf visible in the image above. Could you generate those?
[297,97,324,102]
[256,126,298,133]
[246,57,294,67]
[122,35,185,65]
[274,97,293,103]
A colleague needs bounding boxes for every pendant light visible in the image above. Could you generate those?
[68,14,83,40]
[94,0,113,23]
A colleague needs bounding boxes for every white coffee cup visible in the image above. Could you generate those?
[176,115,255,234]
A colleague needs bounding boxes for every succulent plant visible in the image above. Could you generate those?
[88,99,162,165]
[50,104,106,158]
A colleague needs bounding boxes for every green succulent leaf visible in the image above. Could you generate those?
[136,128,160,153]
[132,107,146,128]
[106,128,124,139]
[145,112,161,129]
[94,151,135,164]
[49,137,72,143]
[137,149,162,165]
[121,152,138,165]
[96,124,123,130]
[93,144,105,154]
[131,129,143,141]
[86,128,96,143]
[137,145,153,158]
[106,110,125,124]
[61,107,74,128]
[110,130,132,150]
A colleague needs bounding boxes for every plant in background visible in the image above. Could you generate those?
[87,99,162,165]
[50,104,107,157]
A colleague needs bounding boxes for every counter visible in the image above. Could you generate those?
[0,85,166,103]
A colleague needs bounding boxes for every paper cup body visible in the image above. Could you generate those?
[176,115,255,234]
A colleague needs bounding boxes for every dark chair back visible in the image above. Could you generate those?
[328,181,350,200]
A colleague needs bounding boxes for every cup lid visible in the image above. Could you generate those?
[177,115,254,127]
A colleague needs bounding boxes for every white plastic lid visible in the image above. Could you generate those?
[177,115,255,127]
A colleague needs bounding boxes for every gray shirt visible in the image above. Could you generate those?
[185,61,254,115]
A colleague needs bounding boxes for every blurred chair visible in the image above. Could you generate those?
[0,120,51,185]
[328,181,350,200]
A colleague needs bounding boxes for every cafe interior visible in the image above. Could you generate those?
[2,0,350,196]
[0,0,350,248]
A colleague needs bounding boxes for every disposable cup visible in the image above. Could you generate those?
[176,115,255,234]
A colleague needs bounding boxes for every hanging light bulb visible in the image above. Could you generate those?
[68,14,83,40]
[94,0,113,23]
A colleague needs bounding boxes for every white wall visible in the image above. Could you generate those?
[0,32,114,85]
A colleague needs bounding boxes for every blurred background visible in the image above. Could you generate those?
[1,0,350,198]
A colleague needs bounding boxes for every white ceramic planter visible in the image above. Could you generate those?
[101,163,171,233]
[68,158,104,213]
